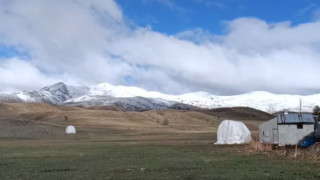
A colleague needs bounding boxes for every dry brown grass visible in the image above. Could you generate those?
[0,103,268,142]
[249,140,273,152]
[249,140,320,160]
[0,103,224,140]
[272,143,320,160]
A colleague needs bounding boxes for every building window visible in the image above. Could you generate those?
[297,124,303,129]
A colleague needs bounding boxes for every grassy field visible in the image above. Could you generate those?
[1,103,319,179]
[1,141,320,180]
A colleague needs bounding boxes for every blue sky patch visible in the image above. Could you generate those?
[0,45,30,60]
[116,0,320,35]
[124,75,134,85]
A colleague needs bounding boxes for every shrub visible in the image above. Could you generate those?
[161,118,169,125]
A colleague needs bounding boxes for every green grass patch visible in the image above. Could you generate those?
[0,142,320,179]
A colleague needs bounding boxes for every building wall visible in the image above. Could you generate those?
[278,124,314,146]
[259,118,278,144]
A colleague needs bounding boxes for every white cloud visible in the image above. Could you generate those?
[224,18,320,52]
[0,58,58,91]
[0,0,320,95]
[175,28,218,44]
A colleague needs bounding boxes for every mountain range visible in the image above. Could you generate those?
[0,82,319,112]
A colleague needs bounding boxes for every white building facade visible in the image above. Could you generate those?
[259,113,315,146]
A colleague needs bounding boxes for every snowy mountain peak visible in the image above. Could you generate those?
[41,82,70,101]
[41,82,66,91]
[40,82,89,102]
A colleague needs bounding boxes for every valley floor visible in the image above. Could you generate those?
[1,141,320,180]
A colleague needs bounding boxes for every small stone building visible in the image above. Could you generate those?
[259,113,315,146]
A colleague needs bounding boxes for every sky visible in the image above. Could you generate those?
[0,0,320,95]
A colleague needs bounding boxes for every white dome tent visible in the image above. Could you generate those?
[215,120,251,144]
[65,125,76,134]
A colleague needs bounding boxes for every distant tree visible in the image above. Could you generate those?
[313,105,320,116]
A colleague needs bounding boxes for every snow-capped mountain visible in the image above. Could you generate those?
[0,82,89,104]
[40,82,90,103]
[0,82,319,112]
[0,82,195,111]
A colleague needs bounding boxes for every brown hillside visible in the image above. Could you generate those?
[0,103,264,141]
[200,107,274,121]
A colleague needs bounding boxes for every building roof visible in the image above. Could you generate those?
[277,113,315,124]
